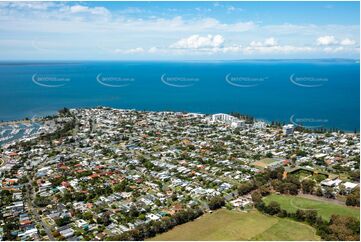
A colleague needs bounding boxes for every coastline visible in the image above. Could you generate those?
[0,106,358,134]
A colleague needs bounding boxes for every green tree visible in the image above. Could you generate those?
[301,179,316,194]
[346,188,360,207]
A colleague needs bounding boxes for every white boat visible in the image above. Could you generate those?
[0,135,12,142]
[10,128,21,135]
[24,128,34,136]
[0,129,10,136]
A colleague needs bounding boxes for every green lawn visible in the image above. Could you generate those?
[149,209,319,241]
[263,194,360,221]
[252,218,319,241]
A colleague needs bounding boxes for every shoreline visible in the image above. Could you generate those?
[0,106,358,134]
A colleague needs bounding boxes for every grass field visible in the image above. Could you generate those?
[252,158,277,169]
[263,194,360,221]
[149,209,319,241]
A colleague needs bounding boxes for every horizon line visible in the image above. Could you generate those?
[0,58,359,62]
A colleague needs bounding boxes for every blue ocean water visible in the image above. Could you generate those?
[0,60,359,131]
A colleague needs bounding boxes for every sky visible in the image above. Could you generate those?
[0,1,359,60]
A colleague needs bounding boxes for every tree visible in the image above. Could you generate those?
[97,213,110,226]
[266,201,281,215]
[82,211,93,221]
[295,209,306,221]
[339,185,347,196]
[349,170,360,182]
[129,206,139,218]
[251,191,263,204]
[34,195,51,207]
[284,175,301,189]
[288,183,299,195]
[316,186,323,196]
[304,210,318,225]
[346,188,360,207]
[58,107,70,115]
[301,179,316,194]
[324,187,335,199]
[259,185,271,196]
[269,167,284,180]
[326,215,360,241]
[266,152,273,158]
[55,216,71,227]
[113,180,127,192]
[238,182,255,195]
[208,196,225,210]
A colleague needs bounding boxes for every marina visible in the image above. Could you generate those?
[0,123,42,146]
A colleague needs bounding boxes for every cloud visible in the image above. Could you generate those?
[111,34,357,56]
[167,36,316,55]
[323,46,344,53]
[1,1,60,10]
[317,35,338,45]
[0,2,359,59]
[69,5,110,16]
[227,6,243,12]
[245,45,314,54]
[148,47,158,53]
[316,36,357,52]
[340,38,356,46]
[115,47,144,54]
[170,34,225,49]
[246,38,313,53]
[250,37,278,47]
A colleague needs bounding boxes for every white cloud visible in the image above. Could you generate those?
[250,37,278,47]
[115,47,144,54]
[2,2,60,10]
[340,38,356,46]
[167,36,316,55]
[148,47,158,53]
[170,34,225,49]
[69,5,110,16]
[115,34,357,56]
[323,46,344,53]
[317,35,338,46]
[0,2,359,59]
[227,6,243,12]
[246,38,313,53]
[264,38,278,46]
[316,36,357,53]
[70,5,89,13]
[245,45,313,54]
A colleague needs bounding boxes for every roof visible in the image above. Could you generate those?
[343,182,358,190]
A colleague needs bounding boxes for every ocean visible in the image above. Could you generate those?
[0,60,359,131]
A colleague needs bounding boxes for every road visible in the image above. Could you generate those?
[25,183,55,240]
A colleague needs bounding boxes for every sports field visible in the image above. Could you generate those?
[252,158,277,169]
[149,209,319,241]
[263,194,360,221]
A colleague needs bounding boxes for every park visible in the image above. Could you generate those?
[263,194,360,221]
[149,209,319,241]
